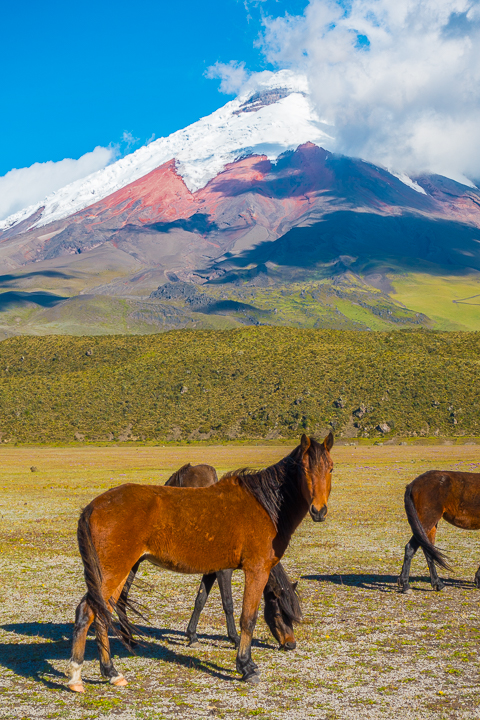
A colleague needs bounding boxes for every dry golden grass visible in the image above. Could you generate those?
[1,443,480,719]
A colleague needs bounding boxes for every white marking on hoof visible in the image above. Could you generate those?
[110,674,128,687]
[403,587,413,595]
[68,660,83,690]
[68,682,85,693]
[188,640,201,648]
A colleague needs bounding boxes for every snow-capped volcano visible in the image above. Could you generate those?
[0,71,330,234]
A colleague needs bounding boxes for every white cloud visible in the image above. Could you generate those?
[205,61,251,95]
[250,0,480,180]
[0,146,116,221]
[121,131,140,150]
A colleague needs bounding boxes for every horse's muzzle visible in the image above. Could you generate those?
[309,504,328,522]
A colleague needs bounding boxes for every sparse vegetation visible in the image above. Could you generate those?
[1,272,479,338]
[0,328,479,443]
[1,443,480,719]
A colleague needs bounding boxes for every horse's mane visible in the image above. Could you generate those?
[164,463,192,487]
[222,438,326,530]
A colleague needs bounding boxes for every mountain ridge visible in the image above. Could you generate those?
[0,72,479,336]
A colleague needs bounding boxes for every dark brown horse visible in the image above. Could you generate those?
[68,433,333,691]
[117,462,302,651]
[397,470,480,593]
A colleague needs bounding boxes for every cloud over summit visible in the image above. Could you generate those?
[218,0,480,182]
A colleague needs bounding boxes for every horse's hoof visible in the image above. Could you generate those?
[243,670,261,684]
[111,676,128,687]
[188,640,201,648]
[68,683,85,693]
[399,586,412,594]
[281,641,296,651]
[434,583,445,592]
[230,637,241,649]
[475,579,480,589]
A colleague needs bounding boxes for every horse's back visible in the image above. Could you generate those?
[409,470,480,530]
[86,479,276,574]
[165,463,218,488]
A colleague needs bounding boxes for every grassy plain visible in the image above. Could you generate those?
[392,274,480,331]
[1,443,480,719]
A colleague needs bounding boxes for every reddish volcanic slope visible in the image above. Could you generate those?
[2,143,480,277]
[75,159,196,227]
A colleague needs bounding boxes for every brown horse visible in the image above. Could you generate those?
[397,470,480,593]
[117,462,302,651]
[68,433,333,691]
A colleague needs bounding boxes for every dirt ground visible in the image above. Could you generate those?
[1,443,480,719]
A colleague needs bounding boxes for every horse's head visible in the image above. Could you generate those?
[299,433,334,522]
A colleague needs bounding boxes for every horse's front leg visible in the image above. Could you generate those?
[236,568,269,684]
[117,560,141,648]
[217,569,240,647]
[186,573,217,647]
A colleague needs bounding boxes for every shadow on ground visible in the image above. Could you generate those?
[0,621,276,687]
[302,573,476,592]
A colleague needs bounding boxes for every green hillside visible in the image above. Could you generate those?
[0,328,479,443]
[0,269,479,337]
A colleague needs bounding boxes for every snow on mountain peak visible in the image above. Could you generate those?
[0,71,331,233]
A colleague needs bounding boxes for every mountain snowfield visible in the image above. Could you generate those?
[0,71,332,233]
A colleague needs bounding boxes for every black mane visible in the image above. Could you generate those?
[223,438,326,530]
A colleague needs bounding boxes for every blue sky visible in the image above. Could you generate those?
[1,0,479,220]
[0,0,308,177]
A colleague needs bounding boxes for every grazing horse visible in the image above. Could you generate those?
[117,462,302,651]
[68,433,333,692]
[397,470,480,593]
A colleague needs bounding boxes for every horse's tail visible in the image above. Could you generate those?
[269,563,303,625]
[404,483,451,571]
[77,505,143,649]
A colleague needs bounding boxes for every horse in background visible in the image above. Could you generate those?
[398,469,480,593]
[117,462,302,650]
[68,433,333,691]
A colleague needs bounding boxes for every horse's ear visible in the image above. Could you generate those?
[323,432,334,451]
[300,434,311,454]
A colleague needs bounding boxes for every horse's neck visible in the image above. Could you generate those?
[275,459,310,545]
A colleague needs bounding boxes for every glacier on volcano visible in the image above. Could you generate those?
[0,71,332,234]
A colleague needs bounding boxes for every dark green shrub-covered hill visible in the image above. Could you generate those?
[0,328,479,443]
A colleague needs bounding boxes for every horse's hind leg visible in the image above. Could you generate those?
[94,616,127,686]
[68,595,94,692]
[217,569,240,648]
[424,525,445,591]
[186,573,217,647]
[93,578,132,687]
[236,568,269,684]
[474,564,480,588]
[397,536,420,593]
[117,560,141,648]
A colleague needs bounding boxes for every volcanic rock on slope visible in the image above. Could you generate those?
[2,143,480,281]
